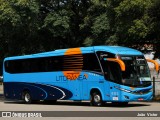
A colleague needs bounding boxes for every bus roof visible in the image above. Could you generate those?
[93,46,142,55]
[4,46,143,60]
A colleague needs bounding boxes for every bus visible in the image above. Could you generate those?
[3,46,159,106]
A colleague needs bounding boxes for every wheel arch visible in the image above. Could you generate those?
[90,88,104,101]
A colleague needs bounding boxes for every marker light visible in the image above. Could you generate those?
[115,86,132,93]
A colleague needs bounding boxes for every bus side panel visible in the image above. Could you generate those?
[3,71,74,101]
[3,82,73,100]
[4,82,23,100]
[66,71,107,101]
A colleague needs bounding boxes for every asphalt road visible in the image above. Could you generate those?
[0,95,160,119]
[0,98,159,111]
[0,85,160,120]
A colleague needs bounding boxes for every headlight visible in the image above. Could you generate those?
[114,86,132,93]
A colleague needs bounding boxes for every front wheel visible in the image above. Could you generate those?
[90,92,103,106]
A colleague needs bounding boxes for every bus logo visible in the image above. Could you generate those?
[63,48,83,80]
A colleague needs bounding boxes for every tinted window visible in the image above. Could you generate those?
[103,61,122,83]
[4,56,64,73]
[96,51,122,83]
[4,53,102,74]
[83,53,101,72]
[96,51,115,61]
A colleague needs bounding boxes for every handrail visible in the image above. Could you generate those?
[146,59,159,72]
[107,58,125,71]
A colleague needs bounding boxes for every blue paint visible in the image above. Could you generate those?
[3,46,152,103]
[4,82,73,100]
[4,46,142,61]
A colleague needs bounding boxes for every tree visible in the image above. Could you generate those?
[0,0,40,55]
[0,0,40,74]
[147,0,160,58]
[42,0,92,48]
[114,0,152,49]
[1,0,160,75]
[82,0,120,46]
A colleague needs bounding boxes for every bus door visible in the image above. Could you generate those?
[104,58,125,101]
[101,59,120,101]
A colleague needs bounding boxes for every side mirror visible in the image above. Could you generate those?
[146,59,159,72]
[105,58,125,71]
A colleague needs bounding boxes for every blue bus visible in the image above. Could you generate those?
[3,46,158,106]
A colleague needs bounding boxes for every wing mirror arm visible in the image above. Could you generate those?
[106,58,125,71]
[146,59,159,72]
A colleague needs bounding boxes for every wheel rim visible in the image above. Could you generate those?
[25,93,30,102]
[94,94,101,103]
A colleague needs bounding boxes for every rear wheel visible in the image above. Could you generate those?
[90,92,103,106]
[23,91,32,104]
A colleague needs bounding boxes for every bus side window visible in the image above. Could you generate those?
[83,53,102,73]
[54,56,63,71]
[43,56,63,72]
[106,61,121,83]
[45,58,53,71]
[4,61,10,73]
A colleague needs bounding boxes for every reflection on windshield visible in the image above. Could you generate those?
[122,60,136,79]
[121,56,151,87]
[137,65,150,77]
[100,53,151,87]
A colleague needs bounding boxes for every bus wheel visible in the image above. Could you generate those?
[23,91,32,104]
[90,92,103,106]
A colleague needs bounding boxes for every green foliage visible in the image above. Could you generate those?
[0,0,20,25]
[43,10,70,38]
[105,35,118,45]
[128,19,149,39]
[0,0,160,75]
[92,13,110,36]
[114,0,152,46]
[83,13,111,46]
[147,0,160,53]
[115,0,151,18]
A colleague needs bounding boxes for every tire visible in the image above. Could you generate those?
[90,92,103,106]
[23,91,32,104]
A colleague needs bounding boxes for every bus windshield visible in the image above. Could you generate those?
[101,55,151,87]
[120,56,151,87]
